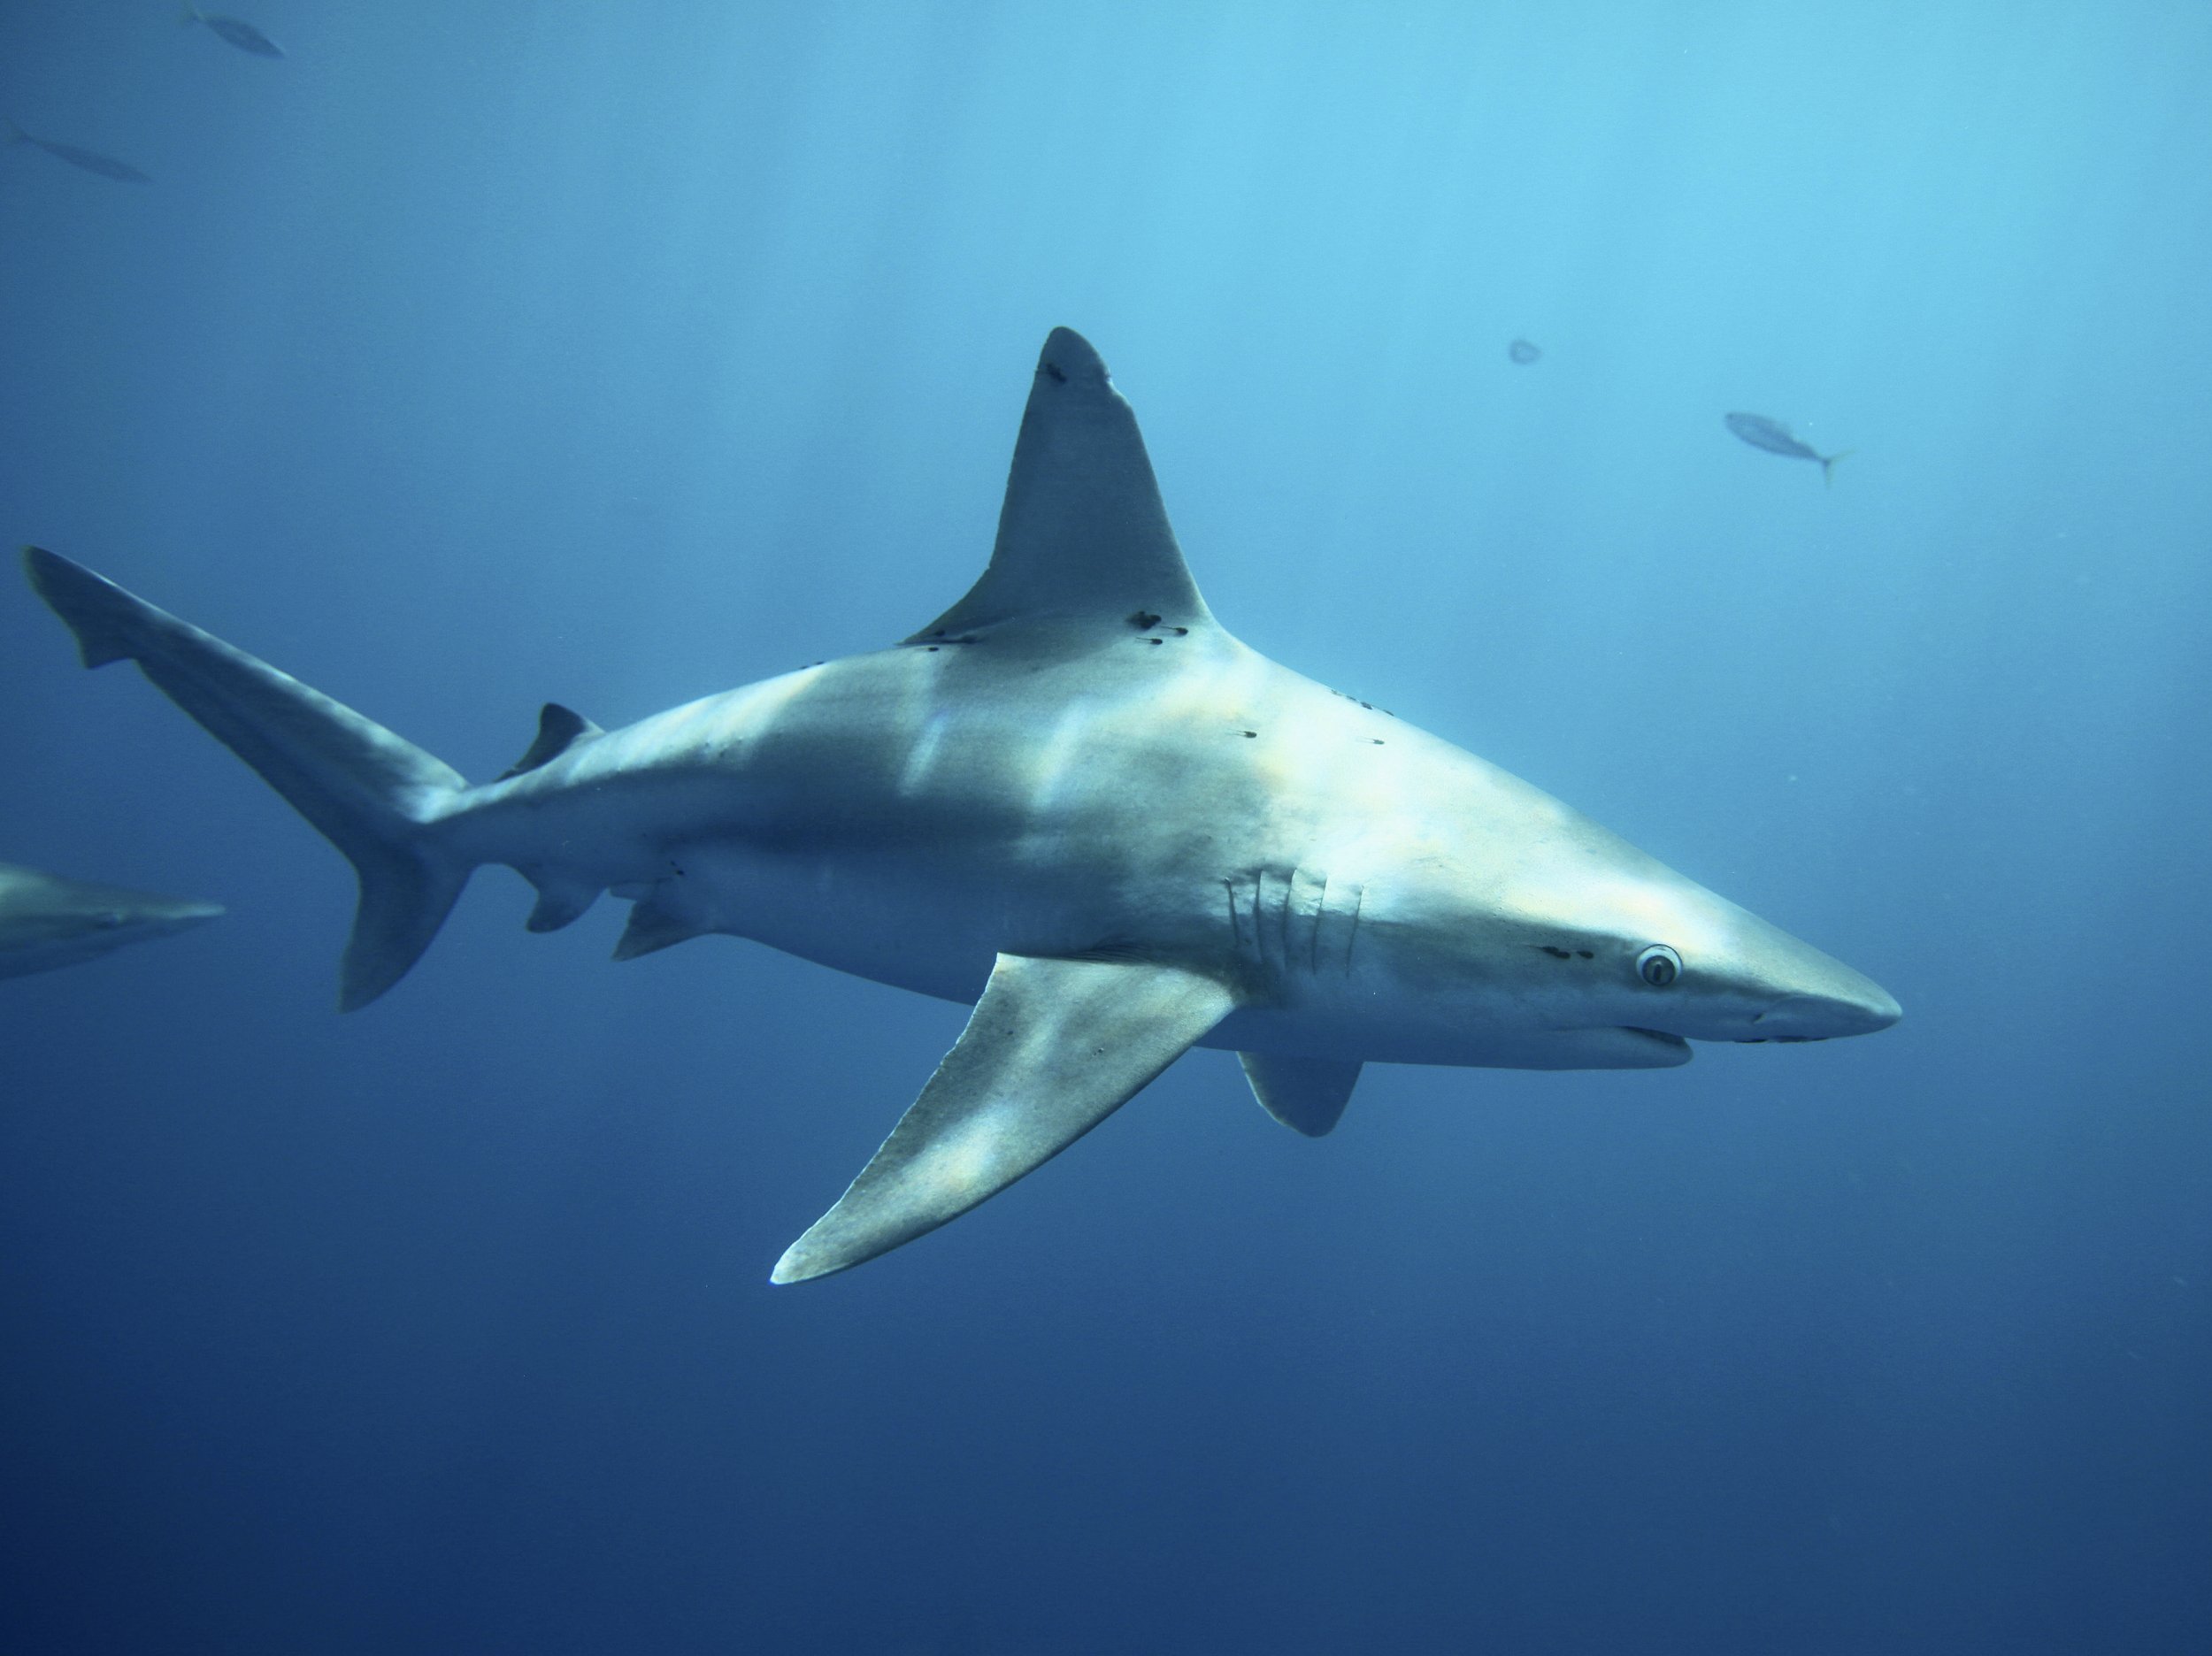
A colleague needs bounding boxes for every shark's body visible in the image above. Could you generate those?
[26,328,1898,1281]
[0,861,221,979]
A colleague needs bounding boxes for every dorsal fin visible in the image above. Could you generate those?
[908,328,1213,640]
[498,702,602,780]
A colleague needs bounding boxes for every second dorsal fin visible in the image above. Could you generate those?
[908,328,1213,640]
[499,702,603,780]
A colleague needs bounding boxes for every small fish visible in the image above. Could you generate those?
[2,117,151,183]
[1724,411,1851,487]
[1508,337,1541,365]
[182,6,285,58]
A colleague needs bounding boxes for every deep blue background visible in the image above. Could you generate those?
[4,4,2208,1652]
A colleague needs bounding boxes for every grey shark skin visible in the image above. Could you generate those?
[0,861,222,979]
[23,327,1899,1282]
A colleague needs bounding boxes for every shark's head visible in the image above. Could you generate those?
[1440,814,1901,1065]
[1361,782,1901,1070]
[0,862,225,980]
[1519,877,1900,1061]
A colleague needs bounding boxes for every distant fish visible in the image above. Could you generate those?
[1508,337,1541,365]
[182,6,285,58]
[3,116,151,183]
[0,861,222,980]
[1724,411,1851,487]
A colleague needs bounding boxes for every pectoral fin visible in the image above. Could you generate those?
[772,953,1237,1284]
[1238,1052,1361,1137]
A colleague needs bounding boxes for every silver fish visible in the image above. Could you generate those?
[1724,412,1850,487]
[183,7,284,58]
[4,117,150,183]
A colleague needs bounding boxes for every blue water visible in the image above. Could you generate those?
[4,4,2208,1652]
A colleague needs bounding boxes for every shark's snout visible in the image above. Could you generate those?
[1752,985,1901,1041]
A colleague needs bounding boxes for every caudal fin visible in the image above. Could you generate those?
[24,547,472,1009]
[1820,448,1854,488]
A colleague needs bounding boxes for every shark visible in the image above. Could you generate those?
[23,326,1899,1282]
[0,860,222,979]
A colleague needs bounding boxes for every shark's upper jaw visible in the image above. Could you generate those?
[1619,1025,1693,1060]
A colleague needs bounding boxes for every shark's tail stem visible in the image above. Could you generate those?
[24,547,473,1010]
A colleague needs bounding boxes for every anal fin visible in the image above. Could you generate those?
[612,893,705,960]
[1239,1052,1361,1137]
[525,877,598,933]
[772,953,1237,1284]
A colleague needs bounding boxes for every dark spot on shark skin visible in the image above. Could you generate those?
[1129,610,1162,630]
[1042,361,1067,384]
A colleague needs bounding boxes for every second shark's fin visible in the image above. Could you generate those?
[1238,1052,1361,1137]
[772,952,1237,1284]
[908,328,1214,641]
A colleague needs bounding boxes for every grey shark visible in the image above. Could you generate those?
[0,861,221,979]
[23,327,1898,1282]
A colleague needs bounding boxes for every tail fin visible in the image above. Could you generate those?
[24,547,472,1010]
[1820,448,1854,488]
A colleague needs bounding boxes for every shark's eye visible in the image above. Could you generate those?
[1636,945,1682,987]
